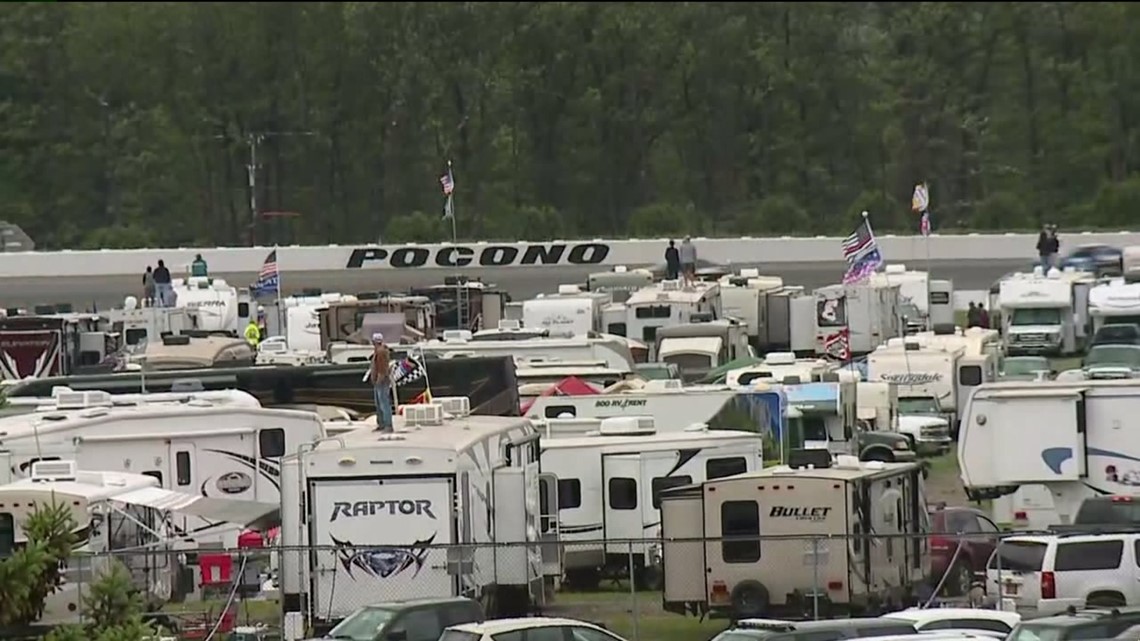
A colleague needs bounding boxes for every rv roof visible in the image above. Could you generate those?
[542,428,759,450]
[626,281,719,306]
[311,414,535,455]
[0,469,159,501]
[721,460,920,482]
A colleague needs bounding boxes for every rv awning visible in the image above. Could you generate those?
[111,487,280,531]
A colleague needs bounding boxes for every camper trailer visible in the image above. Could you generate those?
[655,319,754,383]
[717,270,785,350]
[0,313,113,380]
[958,379,1140,528]
[998,267,1095,356]
[867,265,930,332]
[279,401,543,629]
[659,454,929,619]
[537,417,763,590]
[172,276,252,335]
[815,283,902,358]
[273,292,360,352]
[0,394,324,545]
[867,341,963,429]
[782,381,915,462]
[0,386,261,418]
[726,352,846,387]
[318,295,436,348]
[127,334,256,370]
[523,285,611,336]
[1089,278,1140,332]
[764,286,817,355]
[625,280,722,356]
[103,302,193,348]
[586,267,654,304]
[856,381,897,432]
[414,326,637,371]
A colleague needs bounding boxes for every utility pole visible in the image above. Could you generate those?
[241,131,318,246]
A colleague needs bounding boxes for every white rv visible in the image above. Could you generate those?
[103,302,192,348]
[409,327,637,371]
[867,341,962,428]
[626,280,722,354]
[959,379,1140,528]
[173,276,253,335]
[278,293,359,352]
[856,381,897,431]
[717,270,783,348]
[867,264,930,332]
[659,454,929,619]
[998,267,1095,355]
[726,352,847,387]
[0,460,278,624]
[279,401,542,628]
[1089,278,1140,332]
[655,319,754,382]
[523,285,611,337]
[537,417,762,590]
[814,282,902,357]
[586,266,654,304]
[0,395,324,545]
[0,387,261,418]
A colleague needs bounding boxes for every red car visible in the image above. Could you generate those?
[928,505,1000,596]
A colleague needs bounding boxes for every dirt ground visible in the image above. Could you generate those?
[924,452,970,507]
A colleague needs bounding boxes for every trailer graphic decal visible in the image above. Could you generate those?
[331,533,437,580]
[0,330,60,380]
[203,449,281,492]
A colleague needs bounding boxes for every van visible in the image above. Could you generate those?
[988,532,1140,614]
[304,597,485,641]
[1006,606,1140,641]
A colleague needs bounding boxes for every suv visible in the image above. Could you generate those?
[1074,496,1140,525]
[710,618,919,641]
[988,533,1140,615]
[1007,607,1140,641]
[305,597,485,641]
[928,506,1001,597]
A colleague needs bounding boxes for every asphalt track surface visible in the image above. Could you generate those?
[1,257,1025,310]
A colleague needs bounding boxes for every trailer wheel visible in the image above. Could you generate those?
[730,580,770,619]
[480,584,500,616]
[635,563,662,591]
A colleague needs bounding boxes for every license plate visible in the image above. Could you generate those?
[1003,582,1020,596]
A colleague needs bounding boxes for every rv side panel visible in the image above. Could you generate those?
[660,487,706,604]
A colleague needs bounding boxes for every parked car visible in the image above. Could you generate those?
[1073,495,1140,525]
[928,505,1001,597]
[306,597,485,641]
[999,356,1052,381]
[883,608,1021,635]
[1006,606,1140,641]
[440,617,626,641]
[711,618,920,641]
[1084,344,1140,372]
[1091,323,1140,348]
[1061,244,1123,276]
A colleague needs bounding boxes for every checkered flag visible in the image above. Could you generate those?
[389,354,427,387]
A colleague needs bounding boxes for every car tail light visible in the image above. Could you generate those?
[1041,571,1056,599]
[710,580,730,604]
[930,535,951,551]
[1112,495,1133,503]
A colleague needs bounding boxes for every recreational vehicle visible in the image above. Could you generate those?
[127,334,256,370]
[867,341,963,428]
[867,264,930,332]
[659,453,929,619]
[274,292,358,352]
[998,267,1095,356]
[585,266,654,304]
[726,352,847,387]
[410,327,637,371]
[0,460,278,624]
[958,379,1140,528]
[625,280,722,355]
[0,395,325,545]
[0,386,261,418]
[523,285,611,336]
[103,301,193,348]
[716,270,785,350]
[318,295,436,347]
[655,319,754,383]
[814,282,902,358]
[1089,278,1140,333]
[409,277,506,332]
[782,381,915,462]
[537,417,763,590]
[279,401,543,629]
[0,313,113,380]
[172,276,253,335]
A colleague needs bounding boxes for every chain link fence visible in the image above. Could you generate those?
[44,532,1032,641]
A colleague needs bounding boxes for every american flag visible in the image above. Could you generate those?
[252,249,279,297]
[440,170,455,196]
[841,216,884,285]
[822,328,851,361]
[920,210,931,237]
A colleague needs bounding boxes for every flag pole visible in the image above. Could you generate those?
[418,343,433,401]
[447,161,457,246]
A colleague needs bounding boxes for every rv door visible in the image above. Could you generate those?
[538,472,563,579]
[168,442,196,493]
[492,465,539,588]
[601,454,645,556]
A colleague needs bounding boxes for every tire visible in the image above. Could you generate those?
[941,561,972,598]
[731,580,770,619]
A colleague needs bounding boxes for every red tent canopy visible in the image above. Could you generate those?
[519,376,600,414]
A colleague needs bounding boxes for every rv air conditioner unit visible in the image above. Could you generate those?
[498,319,522,331]
[690,312,714,323]
[436,396,472,418]
[404,404,445,427]
[557,284,582,295]
[30,460,79,482]
[643,379,683,393]
[766,352,796,366]
[661,280,681,291]
[54,390,112,410]
[598,416,656,435]
[885,264,907,274]
[905,341,922,351]
[441,330,473,343]
[739,268,761,279]
[787,449,832,470]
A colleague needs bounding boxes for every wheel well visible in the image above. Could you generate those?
[1086,590,1126,606]
[860,446,895,462]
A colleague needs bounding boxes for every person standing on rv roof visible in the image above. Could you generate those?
[152,259,173,307]
[142,266,156,307]
[369,332,394,433]
[977,302,990,329]
[679,236,697,284]
[191,253,209,277]
[664,240,681,280]
[966,302,980,328]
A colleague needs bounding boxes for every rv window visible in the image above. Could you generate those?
[608,478,638,510]
[706,457,748,480]
[720,500,761,563]
[642,326,658,343]
[635,306,671,319]
[142,470,163,485]
[651,476,693,509]
[545,405,576,419]
[238,302,250,317]
[607,322,627,337]
[1054,540,1123,571]
[0,513,14,557]
[175,451,191,486]
[958,365,983,387]
[558,479,582,509]
[505,444,514,465]
[124,328,148,346]
[259,428,286,458]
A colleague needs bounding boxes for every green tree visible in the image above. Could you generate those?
[0,502,76,626]
[45,561,157,641]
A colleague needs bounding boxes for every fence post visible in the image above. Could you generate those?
[627,539,640,641]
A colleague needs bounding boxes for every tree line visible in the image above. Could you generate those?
[3,2,1140,250]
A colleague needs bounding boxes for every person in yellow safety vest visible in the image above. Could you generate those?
[244,319,261,347]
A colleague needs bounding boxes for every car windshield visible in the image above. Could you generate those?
[1094,324,1140,345]
[1085,346,1140,369]
[898,396,941,415]
[1010,308,1062,326]
[1002,358,1050,377]
[325,607,395,641]
[1006,624,1063,641]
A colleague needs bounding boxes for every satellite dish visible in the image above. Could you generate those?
[123,296,138,311]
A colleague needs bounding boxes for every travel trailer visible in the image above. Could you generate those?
[0,394,324,545]
[856,381,897,431]
[867,341,963,428]
[279,401,543,629]
[0,386,261,418]
[997,267,1095,356]
[782,380,915,462]
[523,285,611,336]
[537,417,763,590]
[275,292,359,352]
[958,379,1140,528]
[127,334,256,370]
[1089,278,1140,332]
[317,295,436,348]
[659,453,929,619]
[0,313,113,380]
[410,326,637,371]
[585,266,654,304]
[867,264,929,332]
[408,277,506,332]
[103,300,192,348]
[814,282,902,358]
[716,270,785,350]
[0,460,278,624]
[765,286,817,355]
[655,319,754,383]
[172,276,253,335]
[625,280,722,354]
[726,352,847,387]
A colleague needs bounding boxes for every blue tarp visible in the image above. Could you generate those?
[783,382,840,405]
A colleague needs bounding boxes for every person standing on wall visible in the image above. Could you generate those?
[191,253,209,277]
[1037,224,1060,270]
[369,333,394,433]
[152,259,173,307]
[977,302,990,329]
[142,266,156,307]
[679,236,697,284]
[664,240,681,280]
